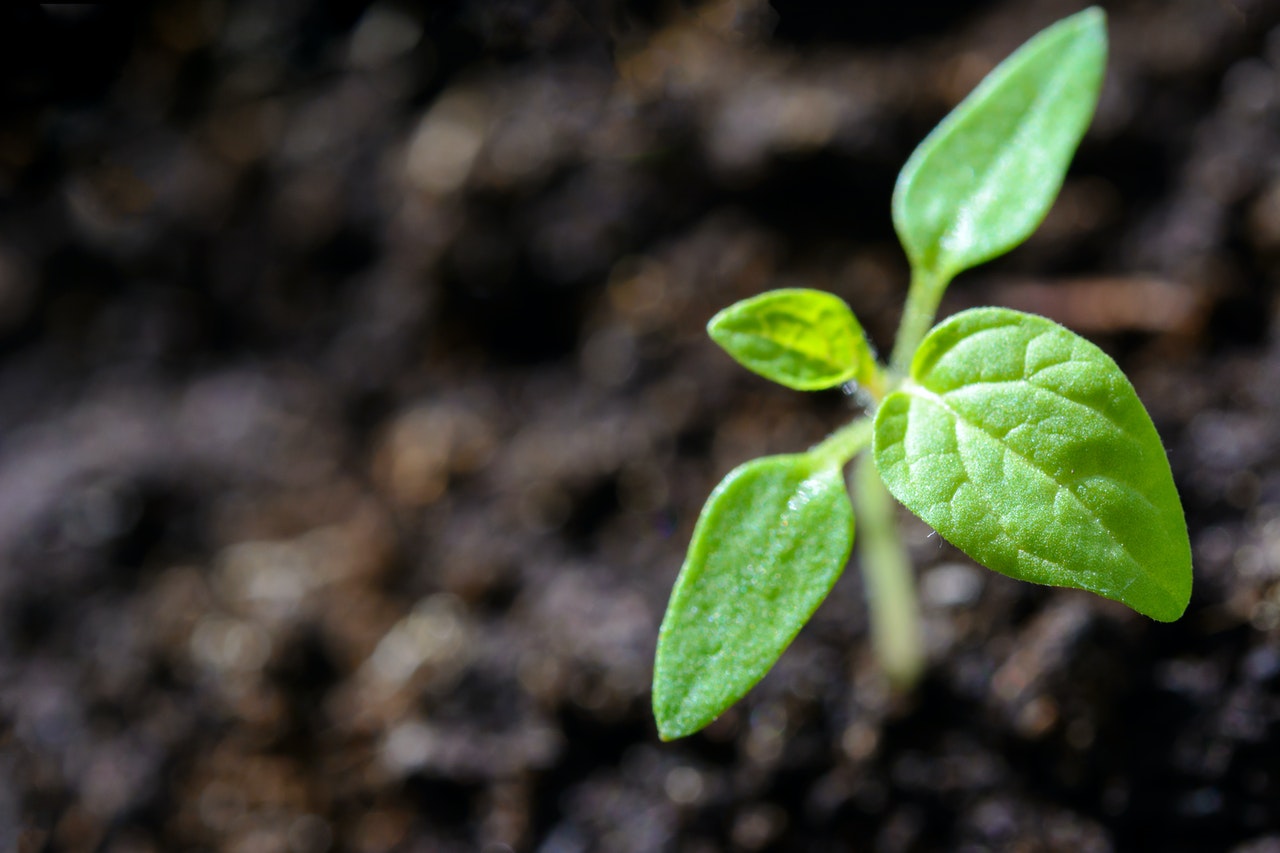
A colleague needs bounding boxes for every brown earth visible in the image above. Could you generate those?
[1,0,1279,850]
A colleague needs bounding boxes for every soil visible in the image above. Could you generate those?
[1,0,1279,851]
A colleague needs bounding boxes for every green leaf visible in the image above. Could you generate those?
[653,453,854,739]
[708,289,877,391]
[872,307,1191,622]
[893,7,1107,282]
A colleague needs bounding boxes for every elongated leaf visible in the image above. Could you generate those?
[653,453,854,740]
[872,307,1191,621]
[708,289,877,391]
[893,8,1106,281]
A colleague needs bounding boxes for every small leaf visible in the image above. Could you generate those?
[653,453,854,739]
[708,289,877,391]
[893,7,1107,281]
[872,307,1191,621]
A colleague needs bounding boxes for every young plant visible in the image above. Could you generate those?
[653,8,1193,741]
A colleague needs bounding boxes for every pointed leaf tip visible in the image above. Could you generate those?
[893,7,1107,281]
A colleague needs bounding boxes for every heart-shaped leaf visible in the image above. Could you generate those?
[653,453,854,740]
[893,7,1107,282]
[708,289,877,391]
[873,307,1191,621]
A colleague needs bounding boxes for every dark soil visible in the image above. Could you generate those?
[1,0,1280,851]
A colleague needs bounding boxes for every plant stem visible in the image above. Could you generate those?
[813,264,935,686]
[809,417,873,470]
[889,267,951,373]
[853,454,925,689]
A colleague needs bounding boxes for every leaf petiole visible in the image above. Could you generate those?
[807,416,873,471]
[889,267,952,373]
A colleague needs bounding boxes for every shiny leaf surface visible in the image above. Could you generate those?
[653,454,854,739]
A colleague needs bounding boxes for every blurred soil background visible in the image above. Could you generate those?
[1,0,1280,850]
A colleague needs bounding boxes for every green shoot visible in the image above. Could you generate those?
[653,7,1193,742]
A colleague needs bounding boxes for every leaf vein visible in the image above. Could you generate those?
[942,378,1141,445]
[914,388,1141,576]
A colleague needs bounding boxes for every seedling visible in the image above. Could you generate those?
[653,8,1192,741]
